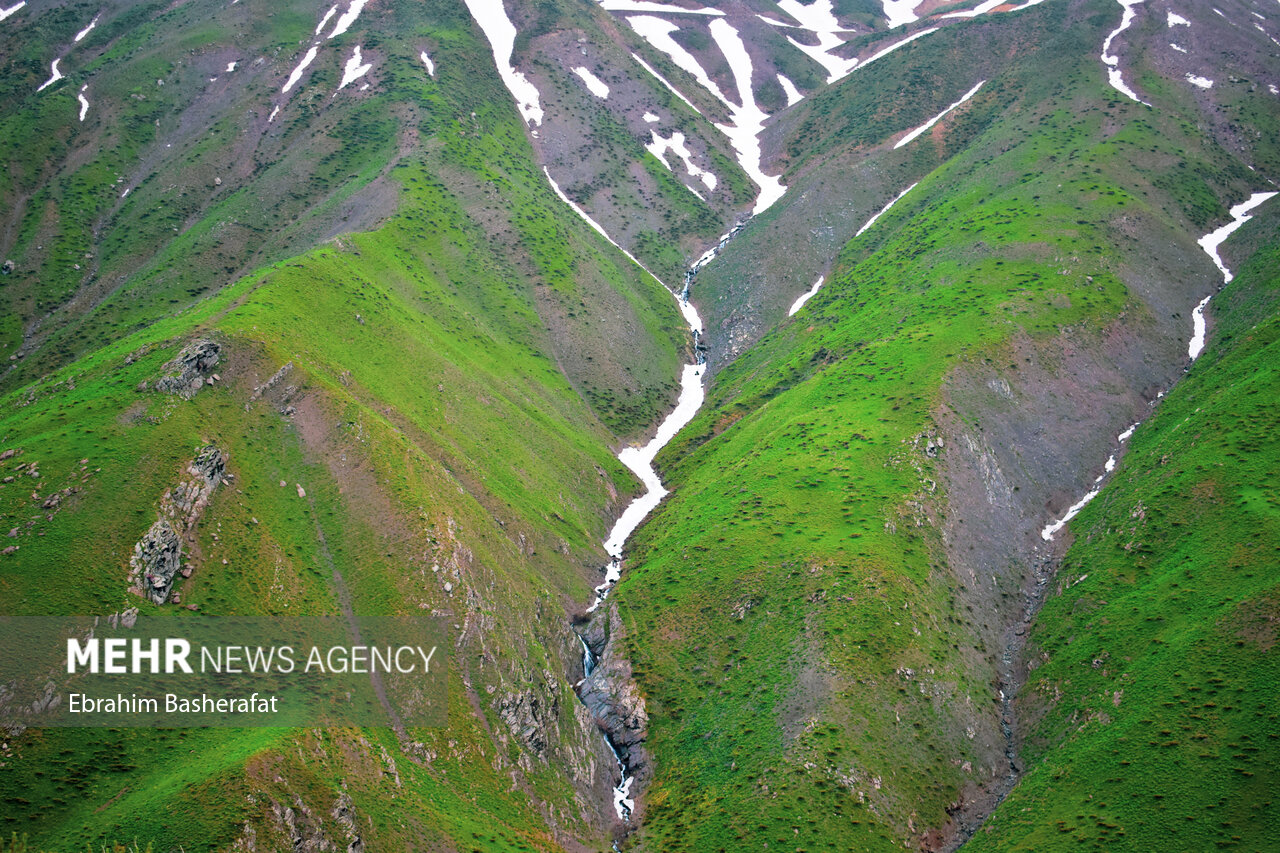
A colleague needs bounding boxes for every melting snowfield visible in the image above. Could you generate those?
[856,182,918,236]
[1191,190,1277,357]
[338,45,372,90]
[74,13,99,43]
[281,45,318,93]
[327,0,369,39]
[573,66,610,98]
[777,73,803,106]
[788,276,824,316]
[77,85,89,121]
[420,50,435,76]
[1100,0,1151,105]
[647,130,717,191]
[464,0,544,125]
[894,80,984,148]
[36,59,63,92]
[1185,73,1213,89]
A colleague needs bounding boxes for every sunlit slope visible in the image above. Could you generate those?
[0,2,696,850]
[606,2,1271,849]
[966,227,1280,851]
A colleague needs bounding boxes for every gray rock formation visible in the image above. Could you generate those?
[576,603,648,767]
[128,445,227,604]
[155,339,221,399]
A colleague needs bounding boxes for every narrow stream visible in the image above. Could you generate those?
[574,218,749,823]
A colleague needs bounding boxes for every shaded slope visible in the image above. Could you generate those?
[967,218,1280,852]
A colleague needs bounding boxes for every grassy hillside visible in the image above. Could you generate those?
[605,1,1274,849]
[967,227,1280,851]
[0,1,694,849]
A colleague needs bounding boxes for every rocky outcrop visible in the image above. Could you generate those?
[154,339,221,399]
[575,603,648,770]
[496,671,562,757]
[128,445,228,604]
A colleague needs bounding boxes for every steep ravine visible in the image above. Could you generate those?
[571,219,751,834]
[943,191,1277,850]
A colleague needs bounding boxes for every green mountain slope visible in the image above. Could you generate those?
[602,1,1278,849]
[968,223,1280,851]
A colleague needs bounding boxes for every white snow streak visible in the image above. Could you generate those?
[708,18,786,213]
[420,50,435,76]
[1040,486,1102,541]
[74,13,100,43]
[316,5,338,35]
[630,52,704,115]
[267,104,280,122]
[1170,42,1187,52]
[77,84,89,121]
[281,45,318,93]
[600,0,722,13]
[0,2,25,23]
[1101,0,1150,105]
[337,44,371,89]
[542,167,668,291]
[464,0,544,125]
[938,0,1005,20]
[574,66,610,98]
[777,73,803,106]
[1167,10,1190,26]
[894,80,984,148]
[788,276,824,316]
[771,0,857,82]
[1185,73,1213,88]
[36,59,63,92]
[327,0,369,39]
[1190,191,1277,358]
[226,61,238,72]
[647,130,717,191]
[627,15,729,104]
[856,182,918,236]
[643,110,660,121]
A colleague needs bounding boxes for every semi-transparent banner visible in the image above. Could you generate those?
[0,609,448,727]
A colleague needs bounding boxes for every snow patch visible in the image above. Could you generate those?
[1040,486,1102,541]
[1101,0,1151,106]
[74,13,100,43]
[267,104,280,122]
[777,73,803,106]
[894,79,984,149]
[573,66,610,98]
[939,0,1006,19]
[771,0,857,82]
[337,44,371,90]
[420,50,435,76]
[0,2,26,24]
[77,85,89,121]
[1167,10,1190,26]
[1185,73,1213,88]
[316,5,338,36]
[1270,84,1279,95]
[1170,42,1187,52]
[226,61,238,72]
[281,45,318,93]
[788,276,824,316]
[327,0,369,39]
[856,182,918,236]
[36,59,64,92]
[647,130,717,191]
[464,0,544,125]
[881,0,920,29]
[600,0,723,13]
[643,110,660,121]
[708,18,787,213]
